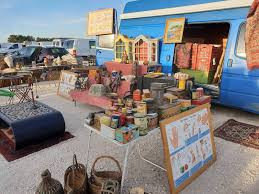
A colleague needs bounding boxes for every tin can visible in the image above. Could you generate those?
[119,114,126,126]
[126,98,134,109]
[100,116,111,127]
[126,116,134,124]
[191,89,198,100]
[144,98,156,113]
[134,113,148,136]
[196,88,204,98]
[133,89,142,101]
[122,108,127,114]
[110,118,119,129]
[178,78,186,90]
[112,114,120,127]
[147,113,158,130]
[137,102,147,115]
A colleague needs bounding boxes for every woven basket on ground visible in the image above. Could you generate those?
[64,154,88,194]
[36,169,64,194]
[89,156,122,194]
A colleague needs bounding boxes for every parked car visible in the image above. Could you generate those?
[63,38,96,58]
[0,43,23,56]
[10,46,68,66]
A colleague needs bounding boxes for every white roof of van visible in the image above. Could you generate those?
[121,0,253,20]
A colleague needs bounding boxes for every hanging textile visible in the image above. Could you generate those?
[245,0,259,70]
[175,43,193,69]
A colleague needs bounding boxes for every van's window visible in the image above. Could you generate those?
[10,44,19,49]
[89,41,96,49]
[50,48,68,55]
[236,23,246,58]
[56,42,60,47]
[64,40,74,49]
[98,34,115,49]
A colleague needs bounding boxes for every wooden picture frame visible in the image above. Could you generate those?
[160,103,217,194]
[57,70,78,99]
[164,18,186,44]
[87,8,115,36]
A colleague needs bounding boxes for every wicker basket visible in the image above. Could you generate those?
[89,156,122,194]
[64,154,88,194]
[36,169,64,194]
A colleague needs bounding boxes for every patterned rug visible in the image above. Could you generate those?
[214,119,259,150]
[0,131,74,162]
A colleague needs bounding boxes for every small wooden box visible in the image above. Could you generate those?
[166,87,188,99]
[192,96,211,105]
[100,124,116,139]
[115,124,139,144]
[158,103,181,120]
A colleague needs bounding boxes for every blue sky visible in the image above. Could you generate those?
[0,0,132,42]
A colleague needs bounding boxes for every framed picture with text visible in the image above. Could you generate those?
[160,103,217,194]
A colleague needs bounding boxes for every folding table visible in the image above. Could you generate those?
[84,124,167,193]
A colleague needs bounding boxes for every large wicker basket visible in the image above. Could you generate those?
[89,156,122,194]
[64,154,88,194]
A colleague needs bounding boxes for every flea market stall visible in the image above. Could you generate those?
[54,6,220,193]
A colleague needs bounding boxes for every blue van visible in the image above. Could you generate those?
[96,0,259,114]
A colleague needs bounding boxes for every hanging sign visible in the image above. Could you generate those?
[87,8,115,36]
[160,103,217,194]
[57,70,78,99]
[164,18,185,44]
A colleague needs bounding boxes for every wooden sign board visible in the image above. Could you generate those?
[57,70,78,99]
[160,103,216,194]
[88,8,115,36]
[164,18,185,44]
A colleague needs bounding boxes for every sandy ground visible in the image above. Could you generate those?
[0,82,258,194]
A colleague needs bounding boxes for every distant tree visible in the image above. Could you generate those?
[36,37,55,42]
[8,35,55,43]
[8,35,35,43]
